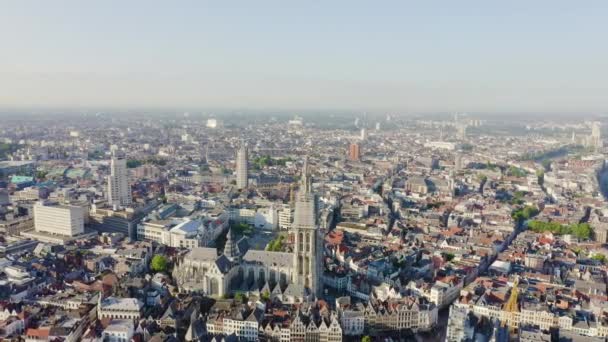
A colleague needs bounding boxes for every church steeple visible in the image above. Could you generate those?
[301,155,312,194]
[292,155,321,297]
[223,228,240,263]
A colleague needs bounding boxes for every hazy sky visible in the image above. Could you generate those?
[1,1,607,113]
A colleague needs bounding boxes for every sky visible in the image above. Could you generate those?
[1,1,607,113]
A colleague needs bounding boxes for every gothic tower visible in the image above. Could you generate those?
[292,156,322,296]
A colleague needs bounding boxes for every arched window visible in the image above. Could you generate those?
[298,232,304,251]
[248,268,255,284]
[237,267,244,284]
[305,232,311,252]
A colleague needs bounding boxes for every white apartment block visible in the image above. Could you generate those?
[278,205,293,230]
[102,320,134,342]
[34,202,84,237]
[107,151,132,208]
[254,206,278,230]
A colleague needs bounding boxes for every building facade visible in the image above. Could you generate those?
[33,202,85,237]
[107,150,132,208]
[292,157,322,296]
[236,143,248,189]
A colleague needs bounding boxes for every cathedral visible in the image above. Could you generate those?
[173,157,323,300]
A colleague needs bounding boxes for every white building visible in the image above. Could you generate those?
[102,319,134,342]
[430,278,463,308]
[360,128,367,141]
[278,205,293,230]
[340,310,365,336]
[97,296,142,320]
[107,150,132,208]
[424,141,456,150]
[230,207,256,226]
[254,206,278,230]
[34,202,84,237]
[137,218,221,249]
[0,308,25,338]
[207,119,221,129]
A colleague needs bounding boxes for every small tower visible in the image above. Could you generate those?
[223,229,240,263]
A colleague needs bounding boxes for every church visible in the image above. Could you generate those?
[172,157,323,301]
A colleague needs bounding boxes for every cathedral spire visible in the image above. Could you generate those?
[301,155,312,194]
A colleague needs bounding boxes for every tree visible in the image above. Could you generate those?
[36,170,48,180]
[362,336,372,342]
[512,206,539,223]
[150,255,169,273]
[266,235,285,252]
[507,166,527,178]
[261,290,270,301]
[234,292,248,303]
[536,170,544,186]
[126,159,142,168]
[232,223,253,236]
[442,252,455,262]
[592,254,607,264]
[527,221,592,240]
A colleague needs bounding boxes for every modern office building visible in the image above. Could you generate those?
[33,201,85,237]
[348,143,360,161]
[591,121,602,148]
[236,143,248,189]
[107,150,132,208]
[21,201,96,243]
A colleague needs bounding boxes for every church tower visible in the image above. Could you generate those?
[223,228,240,264]
[292,156,322,296]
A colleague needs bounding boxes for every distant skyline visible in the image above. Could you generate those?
[1,1,607,113]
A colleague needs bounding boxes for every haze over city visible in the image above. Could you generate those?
[2,1,608,113]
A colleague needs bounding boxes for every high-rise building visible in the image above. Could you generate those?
[206,118,222,129]
[591,121,602,148]
[360,128,367,141]
[455,153,463,171]
[236,143,248,189]
[292,156,322,296]
[348,143,361,161]
[107,150,132,208]
[34,201,85,237]
[457,124,467,141]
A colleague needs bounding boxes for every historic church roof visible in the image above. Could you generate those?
[243,250,293,268]
[187,247,218,262]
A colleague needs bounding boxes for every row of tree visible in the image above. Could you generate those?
[527,220,592,240]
